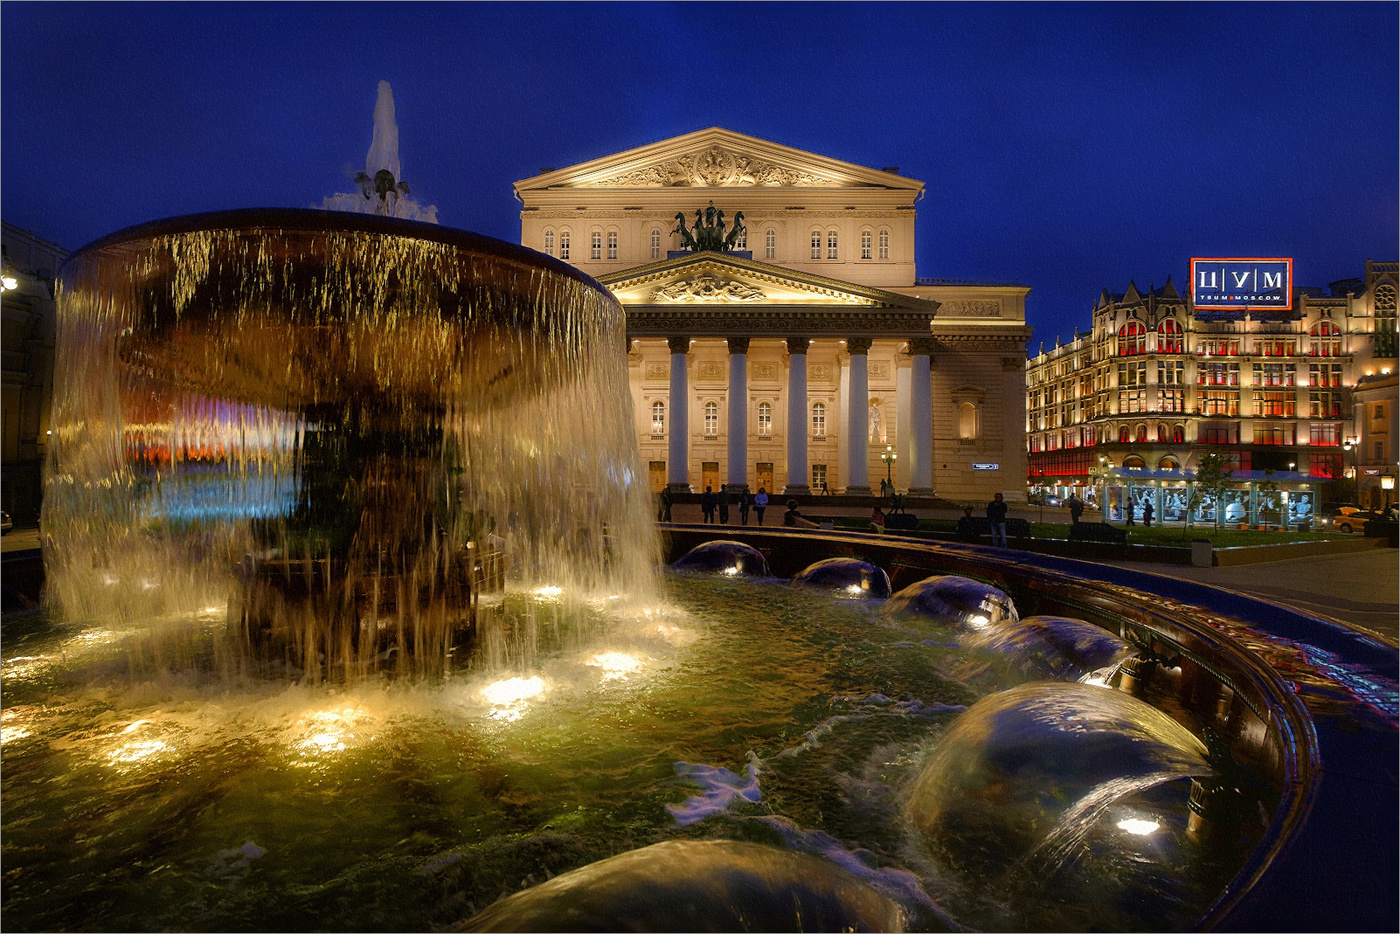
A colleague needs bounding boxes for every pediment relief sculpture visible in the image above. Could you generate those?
[652,275,766,303]
[592,146,835,188]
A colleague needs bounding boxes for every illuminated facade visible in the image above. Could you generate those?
[515,128,1031,501]
[1026,261,1398,515]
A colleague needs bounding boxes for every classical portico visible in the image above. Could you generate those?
[514,127,1032,502]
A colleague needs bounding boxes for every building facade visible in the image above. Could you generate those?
[1,222,67,524]
[1026,261,1398,522]
[514,128,1031,501]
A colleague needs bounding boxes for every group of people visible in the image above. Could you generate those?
[658,484,771,526]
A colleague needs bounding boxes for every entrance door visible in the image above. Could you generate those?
[649,461,666,492]
[701,461,720,492]
[755,462,773,493]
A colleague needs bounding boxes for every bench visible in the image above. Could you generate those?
[1068,522,1128,545]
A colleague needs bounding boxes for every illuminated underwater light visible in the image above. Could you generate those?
[483,676,546,706]
[1117,817,1160,835]
[533,585,563,598]
[587,651,644,681]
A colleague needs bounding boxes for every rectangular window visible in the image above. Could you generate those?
[811,463,827,491]
[1198,422,1237,444]
[1252,362,1295,387]
[559,232,570,260]
[811,405,826,438]
[606,230,618,260]
[757,404,772,436]
[1308,452,1341,478]
[827,230,838,259]
[1253,424,1294,445]
[1158,388,1184,412]
[1309,391,1342,418]
[704,407,719,437]
[765,229,776,259]
[861,231,872,260]
[650,229,661,259]
[878,228,889,259]
[1308,362,1342,387]
[1309,423,1340,446]
[1253,391,1295,417]
[1199,362,1240,386]
[1374,402,1386,421]
[810,231,821,260]
[1199,391,1239,416]
[590,231,602,260]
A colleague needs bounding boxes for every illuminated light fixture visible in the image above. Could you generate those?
[482,676,545,707]
[1383,473,1395,492]
[723,565,740,576]
[967,614,991,629]
[1117,817,1160,835]
[588,651,644,681]
[533,585,563,598]
[1,254,18,292]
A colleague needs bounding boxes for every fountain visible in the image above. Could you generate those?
[317,81,439,223]
[3,96,1395,930]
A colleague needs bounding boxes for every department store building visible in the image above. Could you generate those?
[514,128,1031,501]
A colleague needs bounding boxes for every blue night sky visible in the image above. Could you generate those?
[3,2,1396,344]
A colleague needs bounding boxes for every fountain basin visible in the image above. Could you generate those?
[661,526,1399,932]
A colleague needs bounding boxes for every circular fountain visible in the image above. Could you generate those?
[4,211,1395,933]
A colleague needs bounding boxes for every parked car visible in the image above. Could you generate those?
[1317,504,1370,533]
[1,511,11,535]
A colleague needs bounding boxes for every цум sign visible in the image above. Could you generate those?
[1191,258,1292,310]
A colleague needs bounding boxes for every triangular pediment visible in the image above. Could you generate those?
[601,252,937,311]
[516,128,922,192]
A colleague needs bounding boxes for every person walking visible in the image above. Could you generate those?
[701,486,717,524]
[754,487,768,525]
[658,487,673,522]
[1068,493,1084,525]
[718,484,731,524]
[1143,499,1154,528]
[739,489,752,525]
[987,492,1009,547]
[1125,499,1136,526]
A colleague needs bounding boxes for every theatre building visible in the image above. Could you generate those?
[514,128,1031,501]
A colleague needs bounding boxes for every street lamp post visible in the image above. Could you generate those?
[1342,438,1358,506]
[1383,469,1395,510]
[881,445,896,497]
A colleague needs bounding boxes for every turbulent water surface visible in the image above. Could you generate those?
[1,575,1264,932]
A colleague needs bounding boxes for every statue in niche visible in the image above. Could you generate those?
[869,403,882,442]
[673,201,747,253]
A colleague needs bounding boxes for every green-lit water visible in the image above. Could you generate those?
[2,576,1258,932]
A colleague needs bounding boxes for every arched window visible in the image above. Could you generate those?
[1309,319,1341,357]
[558,230,571,260]
[811,402,827,438]
[764,228,776,259]
[651,401,665,437]
[1135,424,1148,443]
[1157,423,1169,443]
[1172,424,1185,443]
[590,230,603,260]
[606,229,618,260]
[878,228,890,259]
[860,230,872,260]
[810,230,822,260]
[704,401,719,437]
[1118,321,1146,355]
[1119,425,1130,443]
[1158,456,1179,469]
[757,401,772,436]
[543,229,555,256]
[1157,318,1183,353]
[957,402,978,440]
[827,229,839,260]
[1123,455,1147,469]
[649,228,662,259]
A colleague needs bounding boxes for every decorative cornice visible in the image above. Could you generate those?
[625,307,936,337]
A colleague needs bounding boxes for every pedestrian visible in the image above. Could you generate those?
[821,481,830,496]
[1125,499,1136,526]
[1143,499,1154,527]
[718,483,731,524]
[784,499,818,529]
[739,488,752,525]
[701,485,717,524]
[1068,493,1084,525]
[658,487,673,522]
[879,478,888,498]
[870,504,886,532]
[986,492,1009,547]
[754,487,768,525]
[956,506,979,542]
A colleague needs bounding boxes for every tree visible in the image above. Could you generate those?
[1185,450,1234,537]
[1257,469,1281,529]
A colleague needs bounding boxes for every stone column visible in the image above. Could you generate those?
[907,338,935,495]
[784,337,810,493]
[845,338,872,493]
[667,336,691,491]
[726,336,750,491]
